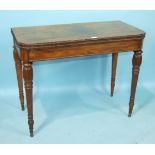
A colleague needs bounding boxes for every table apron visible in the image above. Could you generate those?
[28,39,143,62]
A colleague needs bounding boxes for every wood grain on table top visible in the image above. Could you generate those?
[11,21,145,47]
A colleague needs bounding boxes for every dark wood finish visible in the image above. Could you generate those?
[111,53,118,96]
[13,47,24,110]
[28,38,142,62]
[23,62,34,137]
[11,21,144,47]
[128,50,142,117]
[11,21,145,137]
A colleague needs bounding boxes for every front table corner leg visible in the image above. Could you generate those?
[23,62,34,137]
[128,50,142,117]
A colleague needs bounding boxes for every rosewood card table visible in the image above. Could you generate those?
[11,21,145,137]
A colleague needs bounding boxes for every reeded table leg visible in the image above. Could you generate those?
[111,53,118,96]
[23,62,34,137]
[128,50,142,117]
[13,48,24,111]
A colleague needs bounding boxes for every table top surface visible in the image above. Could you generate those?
[11,21,145,47]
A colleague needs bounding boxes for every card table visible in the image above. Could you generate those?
[11,21,145,137]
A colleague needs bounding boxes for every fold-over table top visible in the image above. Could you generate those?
[11,21,145,47]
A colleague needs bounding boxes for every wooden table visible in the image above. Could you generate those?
[11,21,145,137]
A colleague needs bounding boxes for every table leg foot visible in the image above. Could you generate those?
[30,133,34,137]
[110,93,114,97]
[29,120,34,137]
[21,105,25,111]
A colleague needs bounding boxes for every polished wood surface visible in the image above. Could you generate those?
[11,21,144,47]
[13,47,24,111]
[128,50,142,117]
[23,62,34,137]
[111,53,118,97]
[11,21,145,137]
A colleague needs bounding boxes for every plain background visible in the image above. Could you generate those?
[0,10,155,143]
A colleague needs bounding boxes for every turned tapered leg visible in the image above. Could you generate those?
[13,48,24,111]
[128,50,142,117]
[111,53,118,96]
[23,63,34,137]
